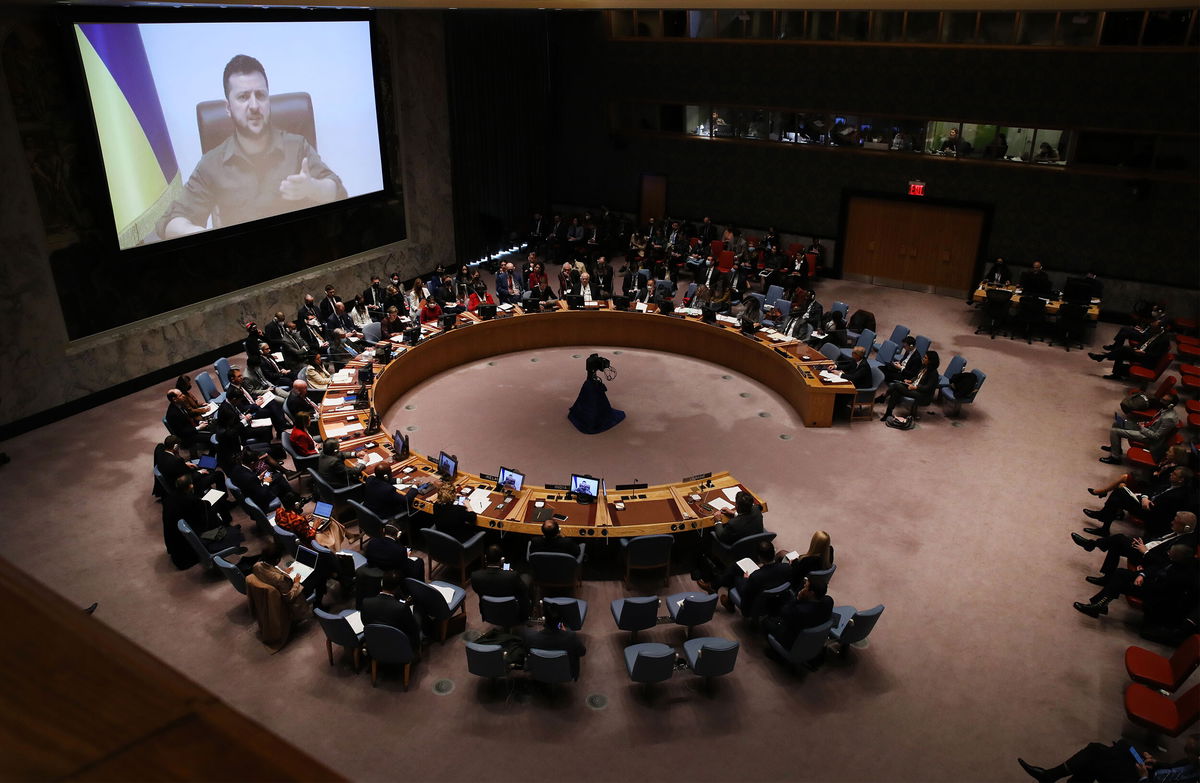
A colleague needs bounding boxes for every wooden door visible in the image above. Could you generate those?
[842,196,984,297]
[639,174,667,226]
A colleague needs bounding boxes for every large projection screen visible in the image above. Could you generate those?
[73,19,385,249]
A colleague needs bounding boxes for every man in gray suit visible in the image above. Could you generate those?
[1102,394,1180,464]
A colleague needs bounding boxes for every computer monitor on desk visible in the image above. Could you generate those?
[565,294,584,311]
[570,474,600,504]
[437,451,458,480]
[701,307,718,324]
[439,313,456,331]
[393,430,410,460]
[478,303,497,320]
[612,295,630,311]
[498,466,524,492]
[404,326,422,346]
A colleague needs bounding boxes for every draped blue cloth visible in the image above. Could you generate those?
[567,378,625,434]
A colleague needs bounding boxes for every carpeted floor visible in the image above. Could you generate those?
[1,272,1190,782]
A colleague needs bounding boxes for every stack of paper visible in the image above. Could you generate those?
[363,452,384,466]
[721,486,741,503]
[331,370,356,384]
[709,498,734,513]
[716,314,739,325]
[819,370,850,384]
[635,302,649,313]
[736,557,759,576]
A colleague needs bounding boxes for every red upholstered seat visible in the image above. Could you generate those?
[1180,364,1200,377]
[1130,353,1174,385]
[1185,400,1200,414]
[1125,636,1200,692]
[1129,376,1177,421]
[1174,318,1198,335]
[1189,413,1200,429]
[1124,683,1200,737]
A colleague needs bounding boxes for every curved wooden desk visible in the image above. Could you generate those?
[314,305,859,538]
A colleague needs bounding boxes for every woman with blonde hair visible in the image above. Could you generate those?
[791,530,834,587]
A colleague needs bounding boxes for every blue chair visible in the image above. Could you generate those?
[713,530,777,567]
[348,499,393,541]
[281,432,319,482]
[270,523,299,559]
[524,538,585,564]
[767,619,834,671]
[314,608,364,670]
[939,354,967,387]
[620,534,673,586]
[840,328,875,359]
[364,623,417,689]
[543,597,588,630]
[624,642,676,689]
[152,464,170,498]
[681,282,697,305]
[213,556,247,595]
[851,367,885,422]
[869,340,898,370]
[177,519,241,573]
[683,637,739,686]
[874,324,909,353]
[479,595,523,629]
[831,301,849,321]
[193,371,225,405]
[362,321,383,345]
[914,335,932,356]
[765,284,784,305]
[306,468,365,507]
[529,551,581,593]
[310,539,366,592]
[213,357,233,389]
[806,564,837,592]
[243,496,278,537]
[610,596,660,640]
[730,580,791,623]
[405,577,467,643]
[763,299,790,327]
[526,648,575,683]
[941,369,986,417]
[667,592,718,637]
[421,527,486,584]
[465,642,508,680]
[819,342,842,362]
[830,604,885,653]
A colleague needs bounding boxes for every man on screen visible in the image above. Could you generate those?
[156,55,346,240]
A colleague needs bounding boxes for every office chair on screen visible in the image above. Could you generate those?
[195,92,317,228]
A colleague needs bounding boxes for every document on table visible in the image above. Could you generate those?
[708,498,734,513]
[250,418,272,428]
[324,395,344,406]
[635,302,649,313]
[721,486,741,503]
[716,314,739,325]
[331,371,356,384]
[345,610,364,635]
[467,488,493,514]
[363,452,384,466]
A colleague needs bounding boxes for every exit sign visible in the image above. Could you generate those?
[908,180,926,196]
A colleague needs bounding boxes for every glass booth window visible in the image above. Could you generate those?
[1031,129,1069,164]
[979,12,1017,44]
[870,12,905,42]
[1100,11,1143,45]
[686,105,711,137]
[830,114,862,147]
[942,12,979,43]
[686,11,715,39]
[808,11,836,41]
[1059,12,1099,46]
[905,12,941,43]
[1142,10,1192,46]
[1018,12,1058,45]
[926,120,964,155]
[778,11,805,39]
[839,12,869,41]
[610,11,635,37]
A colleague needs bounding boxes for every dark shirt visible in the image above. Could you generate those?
[770,594,834,648]
[470,566,531,616]
[157,129,346,236]
[433,502,478,544]
[735,561,792,617]
[523,626,587,679]
[529,536,580,558]
[361,593,422,650]
[363,476,409,520]
[714,507,764,544]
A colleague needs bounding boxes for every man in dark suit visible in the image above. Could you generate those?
[1019,261,1052,296]
[228,450,289,510]
[284,380,320,427]
[155,435,223,496]
[263,312,289,352]
[1071,510,1196,577]
[225,366,287,438]
[317,438,362,488]
[1018,734,1199,783]
[363,465,410,521]
[1089,324,1170,380]
[712,491,763,545]
[529,519,581,558]
[1079,466,1193,537]
[880,336,921,385]
[762,577,834,649]
[317,284,342,324]
[522,601,587,679]
[361,571,422,650]
[165,389,210,455]
[470,545,532,618]
[162,474,243,569]
[325,302,362,342]
[712,540,791,617]
[364,526,424,580]
[1073,540,1198,618]
[835,346,873,390]
[362,275,387,321]
[275,323,311,373]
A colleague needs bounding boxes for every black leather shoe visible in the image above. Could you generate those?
[1083,526,1107,536]
[1087,352,1106,362]
[1087,488,1107,498]
[1082,508,1104,520]
[1071,533,1097,552]
[1073,601,1107,617]
[1085,575,1106,586]
[1101,374,1123,380]
[1018,758,1054,783]
[880,414,889,421]
[1099,456,1122,465]
[1102,344,1115,351]
[1100,445,1112,452]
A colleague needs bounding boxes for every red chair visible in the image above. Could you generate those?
[1188,412,1200,429]
[1176,334,1200,347]
[1177,341,1200,362]
[1129,376,1177,421]
[1129,352,1175,387]
[1126,636,1200,692]
[710,240,724,257]
[1174,317,1198,336]
[1124,682,1200,737]
[1186,400,1200,415]
[1181,374,1200,395]
[1180,364,1200,377]
[1126,427,1184,468]
[716,250,735,274]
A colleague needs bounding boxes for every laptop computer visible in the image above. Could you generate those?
[287,545,319,583]
[197,455,218,470]
[311,501,334,531]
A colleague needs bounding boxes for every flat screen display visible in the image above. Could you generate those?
[437,451,458,479]
[73,19,384,249]
[570,474,600,497]
[498,467,525,492]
